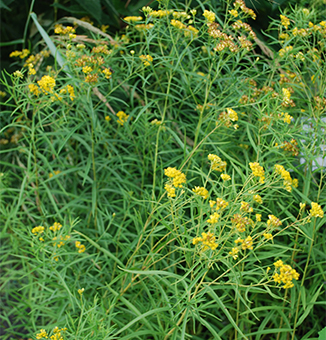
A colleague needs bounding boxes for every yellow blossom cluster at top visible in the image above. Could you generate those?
[249,162,265,184]
[54,24,75,35]
[274,164,298,192]
[233,0,256,20]
[164,167,186,188]
[203,10,215,23]
[192,186,209,199]
[280,15,290,29]
[75,241,86,253]
[273,260,299,289]
[170,19,199,37]
[139,54,153,67]
[193,231,218,250]
[10,49,30,59]
[310,202,324,218]
[36,326,67,340]
[124,16,143,22]
[116,111,129,126]
[267,214,282,228]
[37,75,56,93]
[234,235,253,250]
[210,198,229,210]
[207,212,220,224]
[207,154,227,172]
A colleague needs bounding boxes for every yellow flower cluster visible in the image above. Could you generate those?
[192,186,209,199]
[280,15,290,29]
[221,173,231,181]
[150,10,173,18]
[310,202,324,218]
[50,222,62,232]
[10,49,30,59]
[164,167,186,188]
[203,10,215,23]
[124,16,143,22]
[267,214,282,228]
[210,198,228,210]
[37,75,56,93]
[229,247,239,259]
[135,24,154,31]
[75,241,86,253]
[207,212,220,224]
[54,24,75,35]
[234,235,253,250]
[274,164,298,192]
[240,201,253,213]
[139,54,153,67]
[164,183,176,198]
[249,162,265,183]
[253,194,263,204]
[170,20,199,37]
[53,235,70,248]
[32,226,45,240]
[281,87,295,107]
[36,326,67,340]
[116,111,129,126]
[193,231,218,251]
[218,108,239,127]
[280,111,293,124]
[207,154,227,172]
[263,233,273,240]
[273,260,299,289]
[102,68,112,79]
[49,170,61,178]
[233,0,256,20]
[231,214,252,232]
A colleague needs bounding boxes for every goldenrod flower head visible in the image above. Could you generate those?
[255,213,261,222]
[139,54,153,67]
[267,214,282,228]
[102,68,112,79]
[192,186,209,199]
[240,201,253,213]
[36,329,48,339]
[280,15,290,29]
[203,10,215,23]
[164,167,186,188]
[165,183,176,198]
[253,194,263,204]
[28,84,40,96]
[116,111,129,126]
[32,226,45,235]
[272,260,299,289]
[75,241,86,253]
[274,164,294,192]
[310,202,324,218]
[10,49,30,59]
[193,231,218,250]
[207,212,220,224]
[221,173,231,181]
[249,162,265,183]
[208,154,227,172]
[67,85,75,101]
[124,16,143,22]
[263,233,273,240]
[235,236,253,250]
[50,222,62,232]
[37,75,55,93]
[170,19,186,29]
[215,198,229,210]
[82,66,93,74]
[229,247,239,259]
[229,9,238,17]
[13,70,24,78]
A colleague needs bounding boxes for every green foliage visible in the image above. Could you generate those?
[0,1,325,339]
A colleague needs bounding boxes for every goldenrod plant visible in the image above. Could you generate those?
[0,1,325,339]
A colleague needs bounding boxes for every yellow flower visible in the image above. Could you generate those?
[82,66,93,74]
[102,68,112,79]
[263,233,273,240]
[229,9,238,17]
[67,85,75,101]
[272,260,299,289]
[203,10,215,22]
[36,329,48,339]
[249,162,265,183]
[193,231,218,251]
[116,111,129,126]
[253,194,263,204]
[165,183,176,198]
[240,201,253,213]
[215,198,229,210]
[255,214,261,222]
[50,222,62,232]
[28,84,40,96]
[32,226,44,235]
[75,241,86,253]
[13,71,24,78]
[164,167,186,188]
[208,154,227,172]
[124,16,143,22]
[221,173,231,181]
[280,15,290,29]
[139,54,153,67]
[78,288,85,295]
[267,215,282,228]
[229,247,239,259]
[192,186,209,199]
[310,202,324,218]
[105,115,111,122]
[37,75,55,93]
[207,212,220,224]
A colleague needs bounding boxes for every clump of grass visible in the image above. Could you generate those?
[0,1,325,339]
